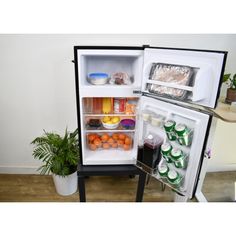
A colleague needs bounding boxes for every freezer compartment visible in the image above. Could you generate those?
[142,48,226,108]
[77,49,143,87]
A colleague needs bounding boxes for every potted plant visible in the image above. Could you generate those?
[31,128,80,196]
[223,73,236,104]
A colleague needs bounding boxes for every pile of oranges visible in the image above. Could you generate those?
[87,133,132,151]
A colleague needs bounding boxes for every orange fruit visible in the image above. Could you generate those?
[93,138,102,147]
[118,134,126,140]
[102,143,110,149]
[89,143,97,151]
[117,140,124,147]
[107,138,114,145]
[123,144,131,151]
[124,137,132,145]
[88,134,96,142]
[111,143,118,148]
[101,134,109,142]
[112,133,119,140]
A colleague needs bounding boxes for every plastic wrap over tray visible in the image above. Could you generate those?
[147,63,193,100]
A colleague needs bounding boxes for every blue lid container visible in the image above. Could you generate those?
[88,73,109,79]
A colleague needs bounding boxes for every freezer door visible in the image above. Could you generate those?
[136,95,211,199]
[142,47,227,109]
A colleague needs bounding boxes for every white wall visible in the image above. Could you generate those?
[0,34,235,174]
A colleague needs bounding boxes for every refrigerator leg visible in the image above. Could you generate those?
[174,193,189,202]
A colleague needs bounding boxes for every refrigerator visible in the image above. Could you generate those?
[73,45,227,199]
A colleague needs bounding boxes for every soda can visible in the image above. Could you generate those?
[175,123,193,146]
[161,143,172,163]
[157,164,169,177]
[167,170,182,188]
[170,148,187,169]
[164,120,177,141]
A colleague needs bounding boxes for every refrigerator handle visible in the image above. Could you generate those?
[71,60,75,63]
[204,149,211,159]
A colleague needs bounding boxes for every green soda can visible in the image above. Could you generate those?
[175,123,192,146]
[161,143,173,163]
[157,164,169,177]
[167,170,182,188]
[164,120,176,141]
[170,148,187,169]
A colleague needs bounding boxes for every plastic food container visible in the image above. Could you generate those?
[148,63,193,100]
[170,148,187,169]
[161,143,173,163]
[164,120,177,141]
[158,164,169,177]
[142,110,152,122]
[151,115,164,127]
[88,73,109,85]
[175,123,193,146]
[120,119,135,130]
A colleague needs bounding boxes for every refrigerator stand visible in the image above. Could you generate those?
[77,164,146,202]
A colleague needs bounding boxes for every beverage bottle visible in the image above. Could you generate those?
[142,133,163,169]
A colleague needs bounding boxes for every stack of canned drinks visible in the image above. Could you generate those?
[160,143,187,169]
[157,164,182,188]
[163,120,193,146]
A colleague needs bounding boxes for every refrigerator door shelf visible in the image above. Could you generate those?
[142,48,227,109]
[137,96,210,198]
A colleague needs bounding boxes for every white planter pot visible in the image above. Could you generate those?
[52,171,78,196]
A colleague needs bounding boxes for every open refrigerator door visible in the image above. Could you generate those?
[136,96,211,199]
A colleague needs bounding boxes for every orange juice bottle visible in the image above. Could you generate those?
[102,98,113,114]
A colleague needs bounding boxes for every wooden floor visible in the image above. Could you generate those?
[0,171,235,202]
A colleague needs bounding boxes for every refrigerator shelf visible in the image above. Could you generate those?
[83,113,136,117]
[85,129,136,133]
[136,160,185,193]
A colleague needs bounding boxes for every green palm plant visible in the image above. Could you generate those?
[31,128,80,177]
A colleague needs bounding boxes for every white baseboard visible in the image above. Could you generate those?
[207,164,236,172]
[0,166,40,174]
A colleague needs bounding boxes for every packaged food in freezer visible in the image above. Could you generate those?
[109,72,132,85]
[147,63,193,99]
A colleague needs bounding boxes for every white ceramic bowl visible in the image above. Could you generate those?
[102,121,119,130]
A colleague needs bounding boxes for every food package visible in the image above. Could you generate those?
[109,72,132,85]
[147,63,193,99]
